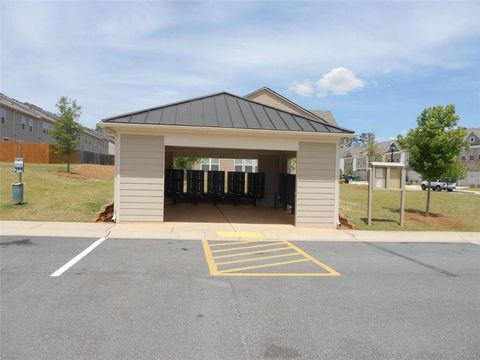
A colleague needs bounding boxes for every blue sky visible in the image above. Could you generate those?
[1,1,479,139]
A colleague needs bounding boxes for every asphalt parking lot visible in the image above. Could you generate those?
[1,235,479,360]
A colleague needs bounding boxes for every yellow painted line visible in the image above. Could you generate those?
[284,241,340,276]
[216,252,302,266]
[209,240,259,247]
[201,239,220,275]
[220,258,310,274]
[216,231,264,238]
[213,272,339,277]
[211,241,285,253]
[213,247,293,260]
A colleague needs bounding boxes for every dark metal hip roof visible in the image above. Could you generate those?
[102,92,354,134]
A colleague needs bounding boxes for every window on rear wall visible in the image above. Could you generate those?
[201,158,220,171]
[28,119,33,131]
[234,159,258,173]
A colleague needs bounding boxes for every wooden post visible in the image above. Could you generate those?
[367,166,373,226]
[400,167,406,226]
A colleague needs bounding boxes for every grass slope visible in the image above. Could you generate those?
[1,163,113,222]
[340,184,480,231]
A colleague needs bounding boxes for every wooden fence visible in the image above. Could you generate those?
[0,141,114,165]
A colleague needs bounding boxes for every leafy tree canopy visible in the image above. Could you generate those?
[51,96,83,172]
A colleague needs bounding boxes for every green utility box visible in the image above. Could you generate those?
[12,183,24,205]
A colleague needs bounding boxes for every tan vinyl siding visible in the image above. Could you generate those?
[295,142,336,227]
[246,89,315,119]
[118,134,164,222]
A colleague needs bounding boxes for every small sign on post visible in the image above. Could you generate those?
[367,161,406,226]
[13,155,25,205]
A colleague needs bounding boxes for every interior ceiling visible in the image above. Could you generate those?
[166,146,296,159]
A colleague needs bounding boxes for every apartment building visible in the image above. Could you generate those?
[458,128,480,186]
[0,93,114,155]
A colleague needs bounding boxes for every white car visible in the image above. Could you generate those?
[420,180,456,192]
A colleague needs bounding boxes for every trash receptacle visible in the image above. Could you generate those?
[12,183,23,205]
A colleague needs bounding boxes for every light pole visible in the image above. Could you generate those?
[389,143,396,162]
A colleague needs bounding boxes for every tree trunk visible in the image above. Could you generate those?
[426,180,431,216]
[67,154,70,173]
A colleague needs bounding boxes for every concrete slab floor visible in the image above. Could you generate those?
[164,203,294,225]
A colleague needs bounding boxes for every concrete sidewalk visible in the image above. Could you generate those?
[1,220,479,243]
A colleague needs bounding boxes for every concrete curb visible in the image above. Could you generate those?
[1,220,478,243]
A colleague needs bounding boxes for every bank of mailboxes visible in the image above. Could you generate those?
[279,173,296,212]
[165,169,184,204]
[165,169,266,206]
[186,170,204,204]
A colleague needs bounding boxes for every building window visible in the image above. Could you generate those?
[201,158,220,171]
[42,122,50,135]
[234,159,258,172]
[0,108,5,124]
[470,155,474,160]
[471,137,475,143]
[28,119,33,132]
[461,155,466,161]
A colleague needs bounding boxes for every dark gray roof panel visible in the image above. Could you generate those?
[102,92,354,134]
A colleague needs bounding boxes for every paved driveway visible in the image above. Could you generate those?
[1,235,479,359]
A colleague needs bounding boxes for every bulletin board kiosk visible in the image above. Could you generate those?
[367,162,406,226]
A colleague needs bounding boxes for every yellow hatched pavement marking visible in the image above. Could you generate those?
[213,246,293,260]
[209,240,259,247]
[211,241,285,253]
[202,238,340,277]
[216,252,301,266]
[221,259,310,273]
[216,231,264,238]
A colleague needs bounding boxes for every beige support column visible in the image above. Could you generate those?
[295,142,336,228]
[118,134,165,222]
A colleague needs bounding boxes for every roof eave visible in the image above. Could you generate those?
[98,122,355,139]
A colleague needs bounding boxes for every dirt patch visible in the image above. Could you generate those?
[55,172,90,180]
[405,211,465,229]
[55,164,114,180]
[75,164,114,180]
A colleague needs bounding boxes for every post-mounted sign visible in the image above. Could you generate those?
[367,161,406,226]
[14,158,24,173]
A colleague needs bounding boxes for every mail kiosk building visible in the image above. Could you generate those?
[99,89,354,228]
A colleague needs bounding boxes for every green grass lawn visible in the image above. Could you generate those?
[1,163,478,231]
[340,183,480,231]
[0,163,113,222]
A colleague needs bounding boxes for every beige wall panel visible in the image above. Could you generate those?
[247,89,316,119]
[295,142,338,228]
[118,134,164,222]
[120,196,164,203]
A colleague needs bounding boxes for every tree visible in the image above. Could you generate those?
[51,97,83,172]
[398,105,467,215]
[442,157,467,184]
[365,132,382,162]
[173,157,200,170]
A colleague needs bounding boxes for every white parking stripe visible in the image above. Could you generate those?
[472,241,480,245]
[50,236,107,277]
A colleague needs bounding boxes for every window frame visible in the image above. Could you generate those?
[201,158,220,171]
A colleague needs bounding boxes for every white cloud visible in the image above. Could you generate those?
[289,68,365,97]
[288,80,314,96]
[316,68,365,97]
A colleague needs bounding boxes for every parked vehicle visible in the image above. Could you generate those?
[420,180,456,192]
[340,174,361,184]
